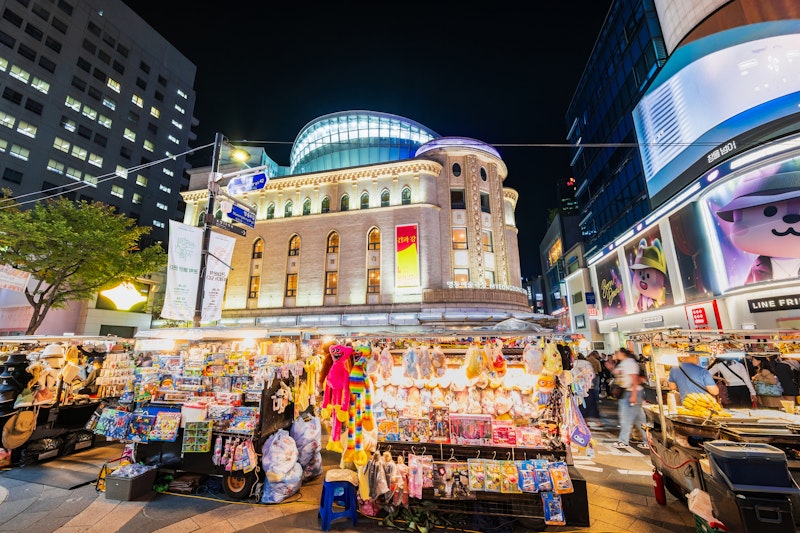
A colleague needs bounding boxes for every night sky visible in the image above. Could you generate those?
[122,1,613,278]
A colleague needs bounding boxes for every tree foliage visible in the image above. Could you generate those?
[0,196,167,334]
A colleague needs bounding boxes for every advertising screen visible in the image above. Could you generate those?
[595,252,627,319]
[395,224,420,289]
[624,226,673,312]
[704,154,800,290]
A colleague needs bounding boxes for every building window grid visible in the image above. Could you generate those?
[248,276,260,299]
[452,227,468,250]
[325,271,338,296]
[367,268,380,294]
[285,273,297,297]
[302,198,311,215]
[288,236,300,256]
[321,196,330,213]
[327,232,339,253]
[482,230,494,252]
[252,239,263,259]
[368,228,381,250]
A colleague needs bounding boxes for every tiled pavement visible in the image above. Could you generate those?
[0,398,698,532]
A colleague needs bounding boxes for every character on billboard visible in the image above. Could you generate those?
[715,171,800,284]
[629,238,668,311]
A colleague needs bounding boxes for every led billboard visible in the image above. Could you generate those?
[595,252,627,319]
[625,226,673,312]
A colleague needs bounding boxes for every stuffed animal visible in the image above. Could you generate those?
[431,386,445,407]
[402,345,419,379]
[464,344,484,381]
[494,388,513,420]
[536,373,556,405]
[420,388,432,412]
[467,388,482,414]
[343,353,373,466]
[523,342,544,375]
[480,388,496,416]
[406,387,422,416]
[321,344,354,452]
[431,345,447,377]
[542,341,563,374]
[417,345,433,379]
[379,345,394,379]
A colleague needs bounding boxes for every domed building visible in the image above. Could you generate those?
[180,110,530,332]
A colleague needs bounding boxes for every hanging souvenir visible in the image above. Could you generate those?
[523,342,544,374]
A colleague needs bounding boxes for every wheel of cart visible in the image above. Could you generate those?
[222,468,260,499]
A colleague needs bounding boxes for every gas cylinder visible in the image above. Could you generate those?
[652,469,667,505]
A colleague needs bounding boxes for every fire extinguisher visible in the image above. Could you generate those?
[652,469,667,505]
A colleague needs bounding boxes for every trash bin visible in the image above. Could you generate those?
[703,440,800,533]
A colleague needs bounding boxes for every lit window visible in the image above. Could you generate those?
[248,276,260,299]
[159,184,171,193]
[123,128,136,142]
[84,174,98,186]
[98,114,112,128]
[71,146,88,160]
[327,232,339,253]
[16,121,36,138]
[8,144,31,161]
[174,104,185,114]
[482,230,494,252]
[131,94,143,108]
[167,134,179,144]
[150,106,160,118]
[143,140,154,152]
[321,196,330,214]
[0,57,7,71]
[65,96,81,111]
[267,203,275,219]
[136,175,147,186]
[368,228,381,250]
[111,185,124,198]
[252,239,263,259]
[485,271,495,285]
[284,201,292,218]
[340,194,349,212]
[381,189,390,207]
[288,235,300,256]
[401,187,411,205]
[9,65,30,83]
[325,271,338,295]
[454,268,469,283]
[452,227,468,250]
[0,139,6,152]
[171,120,182,129]
[302,198,311,215]
[177,89,188,99]
[285,273,297,297]
[81,105,97,120]
[162,168,174,177]
[368,268,380,293]
[62,118,76,132]
[47,159,65,174]
[66,167,82,180]
[115,166,128,179]
[88,153,103,167]
[53,137,70,152]
[102,97,116,110]
[153,220,165,228]
[132,193,142,204]
[31,77,49,94]
[0,112,14,129]
[156,202,168,211]
[107,78,121,93]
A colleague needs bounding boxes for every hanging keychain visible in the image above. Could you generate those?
[212,435,223,466]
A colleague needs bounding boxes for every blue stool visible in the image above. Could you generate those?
[319,479,358,531]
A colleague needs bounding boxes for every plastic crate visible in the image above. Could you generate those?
[705,473,795,533]
[704,440,797,492]
[105,467,158,501]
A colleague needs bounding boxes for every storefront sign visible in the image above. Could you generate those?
[643,315,664,328]
[684,300,722,330]
[691,307,708,326]
[395,224,420,289]
[748,295,800,313]
[0,264,30,292]
[595,253,627,319]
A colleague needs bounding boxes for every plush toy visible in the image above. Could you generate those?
[480,388,496,416]
[542,341,563,374]
[402,345,419,379]
[406,387,422,416]
[453,389,469,413]
[317,339,339,391]
[417,345,433,379]
[536,373,557,405]
[492,351,507,378]
[431,345,447,377]
[464,344,484,381]
[321,344,354,452]
[343,353,373,466]
[431,386,445,407]
[467,388,482,414]
[523,342,544,375]
[420,388,432,412]
[494,388,513,420]
[378,345,394,379]
[382,384,397,409]
[395,387,409,412]
[510,389,525,420]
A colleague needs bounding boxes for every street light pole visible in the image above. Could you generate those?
[194,131,224,328]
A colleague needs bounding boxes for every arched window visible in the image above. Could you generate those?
[284,201,293,218]
[368,227,381,250]
[266,203,275,220]
[401,187,411,205]
[321,196,330,214]
[327,231,339,253]
[340,194,349,212]
[197,210,206,227]
[302,197,311,216]
[380,189,390,207]
[288,235,300,256]
[252,238,264,259]
[360,191,369,209]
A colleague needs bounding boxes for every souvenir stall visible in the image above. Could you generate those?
[87,327,324,500]
[0,335,132,467]
[634,329,800,532]
[317,333,591,529]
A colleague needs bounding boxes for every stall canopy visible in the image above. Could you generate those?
[475,317,553,333]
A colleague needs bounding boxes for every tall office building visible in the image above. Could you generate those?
[565,0,666,256]
[0,0,197,247]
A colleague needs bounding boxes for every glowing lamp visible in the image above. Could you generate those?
[101,282,147,310]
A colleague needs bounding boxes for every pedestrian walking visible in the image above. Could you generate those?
[611,347,648,449]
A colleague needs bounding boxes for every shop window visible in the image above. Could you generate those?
[285,273,297,297]
[368,228,380,250]
[288,235,300,257]
[248,276,260,299]
[453,268,469,283]
[325,271,338,296]
[327,232,339,254]
[401,187,411,205]
[252,239,263,259]
[321,195,330,213]
[453,227,468,250]
[380,189,390,207]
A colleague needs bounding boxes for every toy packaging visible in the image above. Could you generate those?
[182,421,213,453]
[534,459,553,492]
[492,419,517,446]
[467,458,486,491]
[500,460,522,494]
[399,417,430,443]
[542,491,566,526]
[126,413,155,443]
[517,459,538,492]
[483,459,502,492]
[429,407,450,443]
[548,461,574,494]
[433,462,472,499]
[449,414,492,445]
[149,411,181,442]
[516,426,545,448]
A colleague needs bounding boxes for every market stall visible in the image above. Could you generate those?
[632,329,800,531]
[87,327,323,500]
[317,332,591,529]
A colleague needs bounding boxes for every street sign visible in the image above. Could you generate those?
[212,218,246,237]
[227,173,267,195]
[227,204,256,228]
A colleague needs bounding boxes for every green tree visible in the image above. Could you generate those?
[0,196,167,334]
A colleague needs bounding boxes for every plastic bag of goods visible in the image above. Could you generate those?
[260,429,302,503]
[290,416,322,480]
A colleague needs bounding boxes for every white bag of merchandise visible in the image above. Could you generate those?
[259,428,303,503]
[260,462,303,504]
[290,416,322,480]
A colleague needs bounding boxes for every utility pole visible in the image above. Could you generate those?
[194,132,224,328]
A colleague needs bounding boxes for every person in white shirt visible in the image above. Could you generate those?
[707,357,756,409]
[611,348,648,449]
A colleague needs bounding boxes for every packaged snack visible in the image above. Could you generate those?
[467,458,485,491]
[542,492,566,526]
[548,461,574,494]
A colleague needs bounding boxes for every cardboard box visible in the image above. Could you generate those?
[105,467,158,501]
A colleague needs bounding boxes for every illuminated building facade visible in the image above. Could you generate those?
[179,111,530,332]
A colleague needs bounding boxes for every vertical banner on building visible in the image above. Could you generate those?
[201,231,236,322]
[161,220,202,321]
[0,264,31,292]
[395,224,420,289]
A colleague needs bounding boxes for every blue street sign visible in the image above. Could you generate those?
[228,204,256,228]
[227,173,267,195]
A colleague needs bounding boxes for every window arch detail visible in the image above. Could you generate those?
[380,189,390,207]
[340,194,349,212]
[302,197,311,215]
[284,201,293,218]
[266,203,275,219]
[288,234,300,256]
[360,191,369,209]
[321,195,330,213]
[401,186,411,205]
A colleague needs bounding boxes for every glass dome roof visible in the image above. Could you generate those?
[289,111,439,174]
